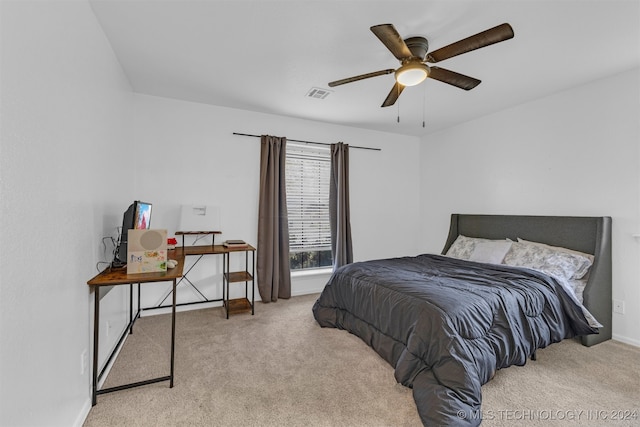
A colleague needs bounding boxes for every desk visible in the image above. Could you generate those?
[171,244,256,318]
[86,258,184,406]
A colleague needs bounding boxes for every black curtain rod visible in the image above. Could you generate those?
[232,132,381,152]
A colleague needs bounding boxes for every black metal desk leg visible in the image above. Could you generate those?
[170,278,176,387]
[221,253,226,312]
[129,283,134,334]
[225,253,230,319]
[244,251,249,306]
[92,288,99,406]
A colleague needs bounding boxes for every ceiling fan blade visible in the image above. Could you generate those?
[328,69,395,87]
[370,24,413,60]
[426,23,514,63]
[381,82,405,107]
[428,67,481,90]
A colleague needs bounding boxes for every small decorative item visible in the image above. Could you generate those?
[223,239,249,248]
[127,229,168,274]
[167,237,178,250]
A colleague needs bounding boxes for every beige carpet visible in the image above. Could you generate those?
[84,294,639,426]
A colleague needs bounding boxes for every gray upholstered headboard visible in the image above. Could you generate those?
[442,214,612,347]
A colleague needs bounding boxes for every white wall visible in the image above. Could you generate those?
[419,68,640,346]
[131,94,422,308]
[0,1,135,425]
[2,2,636,426]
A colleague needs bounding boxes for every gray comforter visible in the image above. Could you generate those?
[312,254,597,426]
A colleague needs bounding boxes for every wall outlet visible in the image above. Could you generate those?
[613,299,625,315]
[80,349,88,375]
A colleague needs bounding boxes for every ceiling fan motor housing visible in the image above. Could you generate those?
[395,36,431,86]
[404,36,429,60]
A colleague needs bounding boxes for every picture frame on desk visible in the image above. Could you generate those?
[126,229,168,274]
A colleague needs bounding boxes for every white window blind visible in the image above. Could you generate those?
[286,144,331,252]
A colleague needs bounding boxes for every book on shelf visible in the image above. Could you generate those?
[223,239,248,248]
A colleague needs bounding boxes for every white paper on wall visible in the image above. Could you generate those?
[178,205,221,232]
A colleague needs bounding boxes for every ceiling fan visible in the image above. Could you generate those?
[328,23,514,107]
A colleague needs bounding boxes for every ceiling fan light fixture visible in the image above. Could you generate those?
[395,62,429,86]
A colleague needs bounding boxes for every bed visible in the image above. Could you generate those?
[312,214,612,426]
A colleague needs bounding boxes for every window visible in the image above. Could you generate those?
[286,143,332,270]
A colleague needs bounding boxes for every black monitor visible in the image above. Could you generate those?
[113,201,152,267]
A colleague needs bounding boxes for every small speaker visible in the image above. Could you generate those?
[127,229,168,274]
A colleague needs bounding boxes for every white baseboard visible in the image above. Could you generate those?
[73,398,92,427]
[291,286,325,297]
[612,333,640,348]
[139,300,222,317]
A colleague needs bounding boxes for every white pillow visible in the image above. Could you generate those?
[446,235,491,260]
[503,241,591,281]
[446,235,511,261]
[469,241,513,264]
[516,238,593,279]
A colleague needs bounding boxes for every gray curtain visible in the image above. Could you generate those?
[257,135,291,302]
[329,142,353,269]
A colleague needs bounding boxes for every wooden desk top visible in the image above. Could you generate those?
[87,245,254,286]
[172,244,255,257]
[87,256,185,286]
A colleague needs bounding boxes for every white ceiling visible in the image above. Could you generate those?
[89,0,640,137]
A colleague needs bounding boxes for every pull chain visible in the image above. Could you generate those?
[422,84,426,128]
[397,85,400,123]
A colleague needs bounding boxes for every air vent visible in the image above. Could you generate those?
[306,87,331,99]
